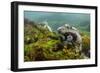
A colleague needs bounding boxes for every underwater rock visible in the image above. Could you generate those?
[24,20,88,61]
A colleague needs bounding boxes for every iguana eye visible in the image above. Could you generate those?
[67,34,73,41]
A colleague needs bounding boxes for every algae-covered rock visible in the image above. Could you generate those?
[24,21,90,61]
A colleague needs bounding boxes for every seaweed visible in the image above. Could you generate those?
[24,21,90,61]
